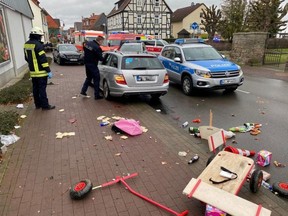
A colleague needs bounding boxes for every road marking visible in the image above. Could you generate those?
[236,89,250,94]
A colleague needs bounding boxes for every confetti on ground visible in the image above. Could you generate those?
[102,117,111,122]
[120,135,128,140]
[69,118,77,124]
[56,132,75,139]
[97,116,106,120]
[112,116,123,120]
[104,135,113,141]
[141,126,148,132]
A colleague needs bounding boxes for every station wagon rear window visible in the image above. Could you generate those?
[122,56,164,70]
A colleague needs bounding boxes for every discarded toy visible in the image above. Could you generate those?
[70,173,189,215]
[272,182,288,197]
[224,146,255,157]
[257,150,272,167]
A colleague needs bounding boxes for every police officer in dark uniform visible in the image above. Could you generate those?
[24,27,55,110]
[80,36,104,100]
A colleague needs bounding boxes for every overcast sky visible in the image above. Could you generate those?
[40,0,287,31]
[39,0,221,28]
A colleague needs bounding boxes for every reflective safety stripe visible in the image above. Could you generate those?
[30,70,47,77]
[39,50,45,56]
[42,62,49,67]
[24,43,48,78]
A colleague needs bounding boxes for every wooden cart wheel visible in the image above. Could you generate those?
[249,170,263,193]
[70,179,93,200]
[272,182,288,197]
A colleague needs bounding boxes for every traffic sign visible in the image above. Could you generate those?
[191,22,199,30]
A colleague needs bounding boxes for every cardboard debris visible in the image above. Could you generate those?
[56,132,75,139]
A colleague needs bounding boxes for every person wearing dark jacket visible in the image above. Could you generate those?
[24,26,55,110]
[80,36,104,100]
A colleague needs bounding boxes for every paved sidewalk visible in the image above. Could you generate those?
[0,63,287,216]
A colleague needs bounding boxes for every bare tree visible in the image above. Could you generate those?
[201,5,222,41]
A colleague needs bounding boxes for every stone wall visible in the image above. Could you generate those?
[231,32,268,65]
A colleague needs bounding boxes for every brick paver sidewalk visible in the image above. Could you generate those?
[0,63,287,216]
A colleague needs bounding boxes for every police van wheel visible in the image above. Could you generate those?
[103,81,111,100]
[182,75,193,95]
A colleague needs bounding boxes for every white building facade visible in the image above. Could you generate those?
[107,0,172,39]
[0,0,33,89]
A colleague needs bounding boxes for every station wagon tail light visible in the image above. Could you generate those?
[195,69,211,78]
[163,73,169,83]
[114,74,127,85]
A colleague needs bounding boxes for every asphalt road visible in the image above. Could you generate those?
[147,74,288,185]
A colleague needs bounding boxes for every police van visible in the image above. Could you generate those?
[141,39,169,55]
[158,39,244,95]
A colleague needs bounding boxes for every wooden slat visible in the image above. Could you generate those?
[198,151,254,194]
[183,178,271,216]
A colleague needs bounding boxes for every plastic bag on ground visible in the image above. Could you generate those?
[0,134,20,146]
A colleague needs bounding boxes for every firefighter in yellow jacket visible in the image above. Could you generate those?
[24,27,55,110]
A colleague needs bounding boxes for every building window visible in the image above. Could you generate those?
[155,15,159,24]
[155,0,159,7]
[137,14,142,24]
[200,12,203,18]
[137,0,142,6]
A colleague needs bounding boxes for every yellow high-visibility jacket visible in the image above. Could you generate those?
[24,39,50,78]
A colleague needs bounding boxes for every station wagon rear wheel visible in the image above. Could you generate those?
[103,81,111,100]
[182,75,193,95]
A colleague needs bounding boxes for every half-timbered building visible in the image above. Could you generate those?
[107,0,172,39]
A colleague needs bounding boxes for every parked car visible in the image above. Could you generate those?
[141,39,169,55]
[99,51,169,100]
[119,42,147,53]
[53,44,84,65]
[158,41,244,95]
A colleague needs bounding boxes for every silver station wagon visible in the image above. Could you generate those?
[99,51,169,100]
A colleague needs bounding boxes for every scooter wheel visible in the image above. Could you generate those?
[272,182,288,197]
[249,169,263,193]
[70,179,93,200]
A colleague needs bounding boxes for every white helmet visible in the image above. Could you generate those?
[30,26,44,35]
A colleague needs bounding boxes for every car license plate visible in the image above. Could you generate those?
[136,75,156,81]
[220,79,236,85]
[70,59,77,61]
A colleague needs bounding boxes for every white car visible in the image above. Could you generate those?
[99,51,169,100]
